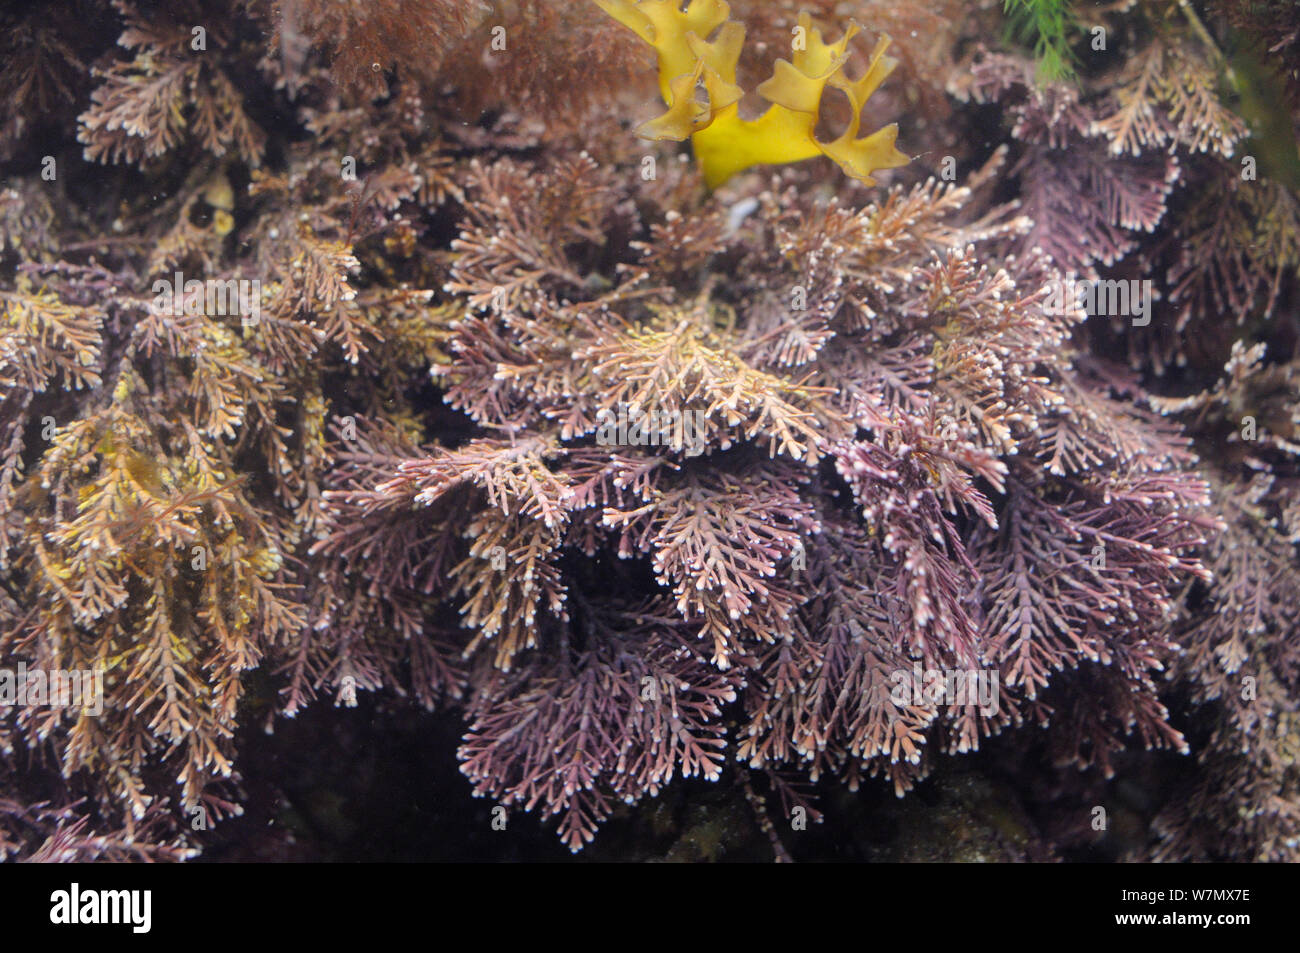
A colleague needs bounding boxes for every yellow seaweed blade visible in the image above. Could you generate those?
[819,36,910,183]
[820,122,909,185]
[757,54,844,115]
[593,0,656,43]
[637,62,712,140]
[685,19,745,85]
[595,1,910,188]
[691,104,824,189]
[600,0,733,104]
[789,11,857,79]
[833,35,899,109]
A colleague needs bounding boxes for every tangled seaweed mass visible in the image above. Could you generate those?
[0,0,1298,861]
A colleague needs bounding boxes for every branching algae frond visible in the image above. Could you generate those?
[596,0,910,187]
